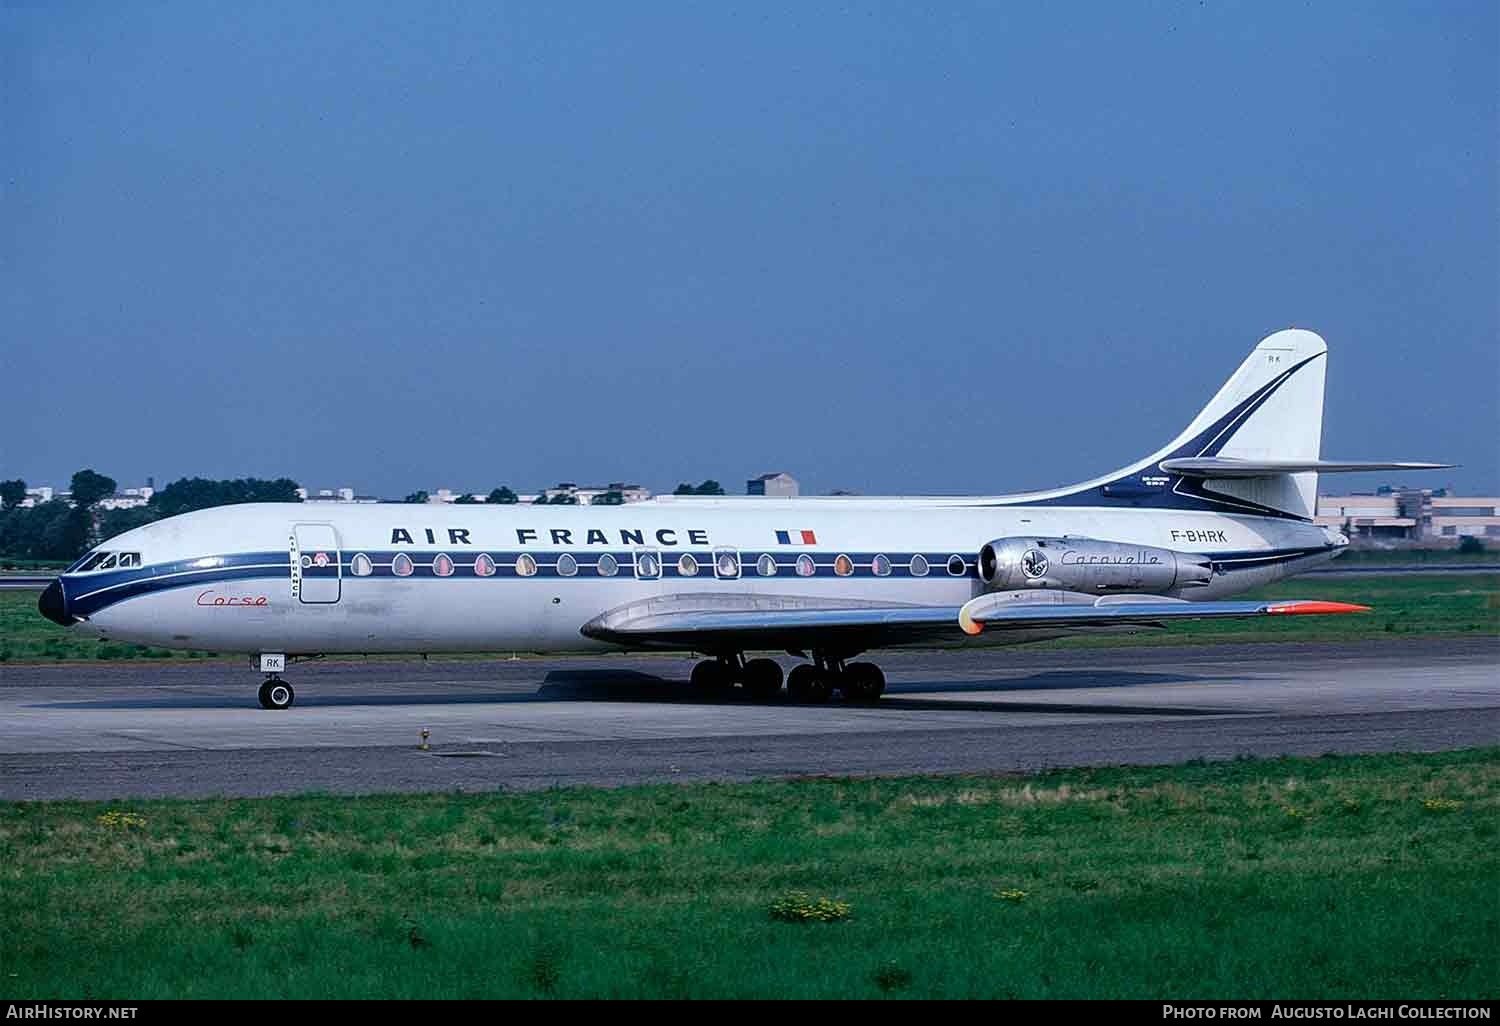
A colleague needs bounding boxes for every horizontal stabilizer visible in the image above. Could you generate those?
[1159,458,1453,479]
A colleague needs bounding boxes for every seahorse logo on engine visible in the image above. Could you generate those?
[1021,549,1049,579]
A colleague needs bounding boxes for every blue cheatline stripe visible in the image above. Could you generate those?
[68,566,290,618]
[59,543,1331,619]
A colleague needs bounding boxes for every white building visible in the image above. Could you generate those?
[20,483,159,509]
[747,472,799,497]
[298,487,378,504]
[97,486,155,511]
[1316,490,1500,544]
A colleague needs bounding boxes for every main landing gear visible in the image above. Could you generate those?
[690,655,784,700]
[690,652,885,704]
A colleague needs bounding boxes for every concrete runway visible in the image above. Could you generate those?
[0,638,1495,799]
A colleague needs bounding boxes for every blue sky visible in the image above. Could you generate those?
[3,1,1496,498]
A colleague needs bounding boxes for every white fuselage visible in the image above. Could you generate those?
[57,497,1342,655]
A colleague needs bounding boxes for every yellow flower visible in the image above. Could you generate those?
[1422,798,1463,812]
[769,892,851,923]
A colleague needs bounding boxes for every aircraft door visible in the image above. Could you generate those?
[292,523,342,604]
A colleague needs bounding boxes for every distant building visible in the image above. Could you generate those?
[22,483,159,510]
[1429,494,1500,541]
[97,486,155,511]
[747,472,799,497]
[298,486,379,504]
[1316,489,1499,544]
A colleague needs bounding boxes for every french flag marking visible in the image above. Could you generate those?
[775,530,818,545]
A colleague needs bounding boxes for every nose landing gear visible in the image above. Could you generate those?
[253,653,296,709]
[257,677,295,710]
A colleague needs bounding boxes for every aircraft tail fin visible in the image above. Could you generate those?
[1024,329,1448,522]
[1161,328,1329,520]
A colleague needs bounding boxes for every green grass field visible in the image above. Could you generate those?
[1,573,1495,663]
[1331,548,1499,566]
[1,750,1495,998]
[0,591,212,663]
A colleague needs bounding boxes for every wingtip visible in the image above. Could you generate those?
[1266,601,1372,616]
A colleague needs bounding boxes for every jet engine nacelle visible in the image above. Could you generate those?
[978,537,1213,594]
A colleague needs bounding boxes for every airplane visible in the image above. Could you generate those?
[38,328,1451,710]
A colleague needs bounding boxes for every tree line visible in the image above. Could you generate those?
[400,480,725,505]
[403,487,521,505]
[1,472,732,563]
[0,471,301,563]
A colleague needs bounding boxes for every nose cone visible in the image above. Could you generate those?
[38,579,71,626]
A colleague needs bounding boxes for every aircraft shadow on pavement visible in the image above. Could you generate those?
[34,668,1254,717]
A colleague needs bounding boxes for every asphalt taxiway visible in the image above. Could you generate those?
[0,638,1494,799]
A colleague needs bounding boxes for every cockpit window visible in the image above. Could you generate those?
[72,551,111,573]
[68,551,142,573]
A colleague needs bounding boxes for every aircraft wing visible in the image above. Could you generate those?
[579,592,1369,652]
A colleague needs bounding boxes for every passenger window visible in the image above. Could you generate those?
[351,553,373,576]
[834,554,854,577]
[392,553,414,577]
[872,554,892,577]
[756,553,777,577]
[433,553,455,577]
[635,550,661,579]
[714,548,740,579]
[516,553,538,577]
[910,554,930,577]
[557,553,578,577]
[474,553,496,577]
[677,553,699,577]
[796,553,816,577]
[597,553,619,577]
[947,554,967,576]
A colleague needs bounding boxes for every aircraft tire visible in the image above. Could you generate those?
[258,679,295,710]
[786,664,818,702]
[690,659,734,692]
[806,674,834,703]
[842,662,885,703]
[742,658,784,701]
